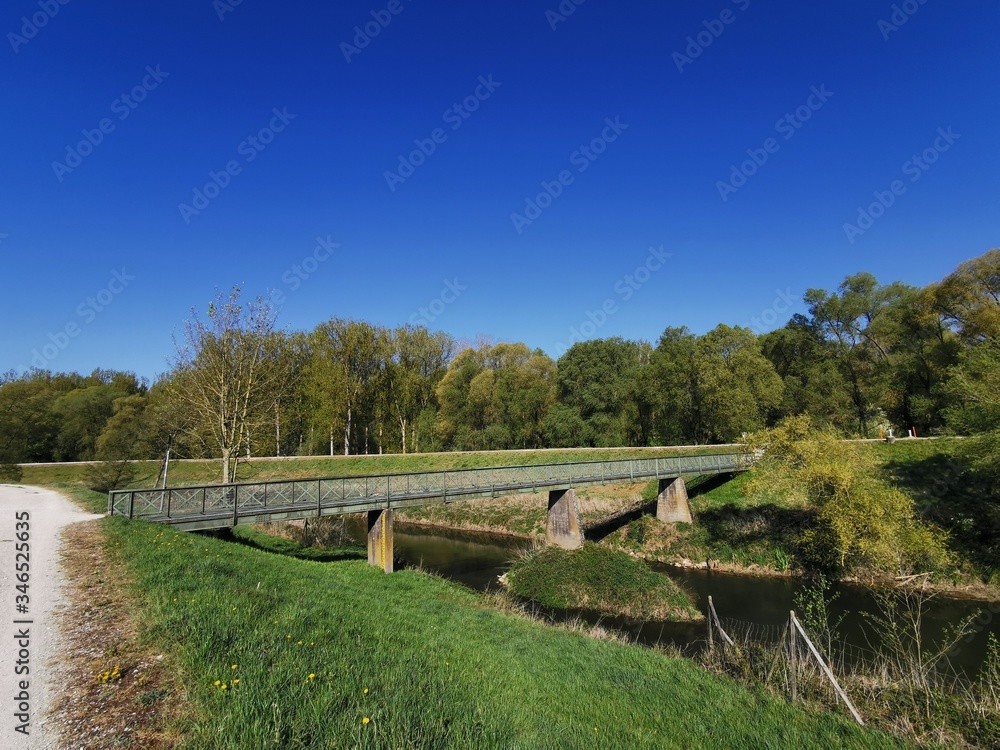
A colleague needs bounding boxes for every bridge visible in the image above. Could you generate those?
[108,452,750,572]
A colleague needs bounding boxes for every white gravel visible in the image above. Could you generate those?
[0,485,103,750]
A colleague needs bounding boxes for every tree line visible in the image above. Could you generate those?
[1,250,996,483]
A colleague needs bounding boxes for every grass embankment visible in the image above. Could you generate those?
[505,543,702,621]
[91,517,896,748]
[19,445,732,490]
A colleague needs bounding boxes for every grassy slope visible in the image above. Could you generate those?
[100,518,895,749]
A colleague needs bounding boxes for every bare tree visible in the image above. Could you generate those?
[169,287,288,483]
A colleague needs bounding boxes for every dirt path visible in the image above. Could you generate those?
[0,485,103,750]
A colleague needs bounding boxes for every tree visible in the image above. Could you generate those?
[555,338,648,446]
[928,249,1000,343]
[761,315,857,431]
[805,273,913,436]
[694,325,784,443]
[168,287,288,483]
[651,326,783,444]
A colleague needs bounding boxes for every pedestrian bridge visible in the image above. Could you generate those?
[108,452,750,571]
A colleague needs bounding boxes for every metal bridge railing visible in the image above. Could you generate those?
[108,452,749,523]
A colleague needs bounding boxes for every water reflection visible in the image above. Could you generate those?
[346,519,999,678]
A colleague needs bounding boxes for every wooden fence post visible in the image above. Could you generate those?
[789,610,798,703]
[790,611,864,726]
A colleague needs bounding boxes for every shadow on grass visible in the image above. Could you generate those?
[585,473,740,543]
[696,503,816,553]
[223,527,367,563]
[883,452,1000,582]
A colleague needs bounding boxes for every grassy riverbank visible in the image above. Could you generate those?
[504,543,702,621]
[87,515,896,748]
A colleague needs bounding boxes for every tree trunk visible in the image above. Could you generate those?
[400,417,407,454]
[344,404,351,456]
[221,448,231,485]
[275,401,281,457]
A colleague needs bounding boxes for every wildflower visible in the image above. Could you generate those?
[220,683,228,691]
[231,665,238,670]
[363,718,370,725]
[232,679,239,685]
[308,674,315,680]
[214,680,221,686]
[363,689,369,695]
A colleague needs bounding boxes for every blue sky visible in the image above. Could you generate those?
[1,0,997,380]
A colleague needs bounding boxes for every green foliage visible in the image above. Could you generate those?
[792,574,843,658]
[0,461,23,482]
[744,417,952,576]
[506,543,701,621]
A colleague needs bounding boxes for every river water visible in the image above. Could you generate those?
[347,521,1000,679]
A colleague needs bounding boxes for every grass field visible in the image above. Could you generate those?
[92,516,898,748]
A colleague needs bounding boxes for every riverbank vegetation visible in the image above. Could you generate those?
[698,578,1000,748]
[504,543,702,621]
[84,516,897,749]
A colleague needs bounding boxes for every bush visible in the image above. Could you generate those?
[0,462,23,483]
[744,416,952,577]
[83,460,139,493]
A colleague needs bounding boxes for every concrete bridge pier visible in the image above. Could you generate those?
[655,477,692,524]
[546,488,583,549]
[367,509,394,573]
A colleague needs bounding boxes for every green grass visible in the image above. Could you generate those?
[505,543,702,621]
[19,445,734,492]
[101,517,897,749]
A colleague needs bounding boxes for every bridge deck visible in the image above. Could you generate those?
[108,452,748,532]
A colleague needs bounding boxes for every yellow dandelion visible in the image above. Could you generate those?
[231,665,238,670]
[220,683,228,691]
[297,641,303,646]
[214,680,221,686]
[363,718,370,725]
[232,679,239,685]
[308,674,315,680]
[363,688,369,695]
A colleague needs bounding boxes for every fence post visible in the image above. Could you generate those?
[789,610,798,702]
[790,611,865,725]
[707,596,715,653]
[129,492,135,519]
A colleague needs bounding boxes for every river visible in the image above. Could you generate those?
[346,520,1000,679]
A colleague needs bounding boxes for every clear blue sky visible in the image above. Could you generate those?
[1,0,997,380]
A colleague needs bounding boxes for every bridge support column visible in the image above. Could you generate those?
[546,489,583,549]
[655,477,692,524]
[367,509,394,573]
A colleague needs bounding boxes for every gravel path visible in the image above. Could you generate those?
[0,485,103,750]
